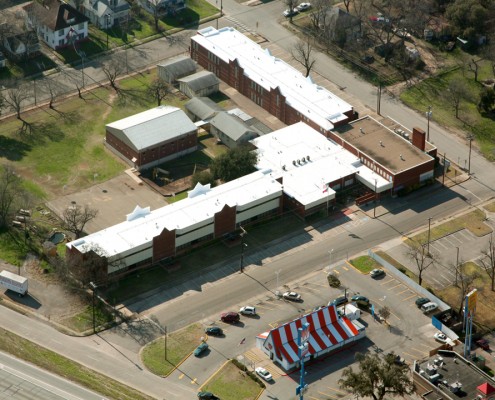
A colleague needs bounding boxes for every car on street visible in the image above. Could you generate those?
[283,8,299,17]
[220,311,240,323]
[239,306,256,316]
[296,2,311,11]
[283,291,302,301]
[194,342,209,357]
[476,339,490,350]
[255,367,273,381]
[370,269,385,279]
[197,392,219,400]
[205,326,223,336]
[415,297,430,308]
[351,295,370,306]
[434,332,448,343]
[328,295,348,307]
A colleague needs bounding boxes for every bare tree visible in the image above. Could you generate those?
[479,234,495,291]
[343,0,351,12]
[454,263,480,316]
[146,0,164,32]
[66,242,109,285]
[308,0,330,31]
[3,82,30,120]
[284,0,298,23]
[62,204,98,239]
[467,58,481,82]
[101,58,125,92]
[291,39,317,77]
[379,306,390,325]
[406,241,435,286]
[0,164,23,229]
[147,78,171,106]
[40,77,66,109]
[448,80,469,119]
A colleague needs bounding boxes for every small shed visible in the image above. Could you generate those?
[185,97,223,122]
[210,112,259,149]
[177,71,220,98]
[157,55,197,84]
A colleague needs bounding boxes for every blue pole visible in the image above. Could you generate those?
[297,323,310,400]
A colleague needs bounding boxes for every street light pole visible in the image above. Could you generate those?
[468,135,474,175]
[426,106,432,142]
[296,322,310,400]
[105,14,111,50]
[89,282,97,334]
[427,217,432,255]
[240,226,247,273]
[373,178,378,218]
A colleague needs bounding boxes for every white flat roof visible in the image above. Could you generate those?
[67,171,282,258]
[192,27,353,131]
[253,122,384,206]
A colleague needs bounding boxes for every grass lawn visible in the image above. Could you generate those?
[349,255,381,274]
[406,209,491,246]
[484,201,495,213]
[400,58,495,160]
[141,323,204,376]
[60,305,114,333]
[0,229,34,267]
[375,251,419,283]
[437,262,495,329]
[0,327,154,400]
[202,360,263,400]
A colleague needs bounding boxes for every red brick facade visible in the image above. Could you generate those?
[153,228,176,261]
[106,131,197,169]
[214,204,237,238]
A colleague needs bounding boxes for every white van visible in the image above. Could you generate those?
[421,302,438,313]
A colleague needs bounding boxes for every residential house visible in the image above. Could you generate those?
[138,0,186,17]
[323,7,361,45]
[184,96,223,126]
[177,70,220,98]
[0,22,41,60]
[105,105,198,170]
[209,111,259,148]
[157,55,197,84]
[68,0,131,28]
[24,0,89,50]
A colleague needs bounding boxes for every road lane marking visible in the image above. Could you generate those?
[318,391,339,399]
[342,266,349,271]
[179,373,184,379]
[310,282,328,288]
[191,378,198,384]
[325,387,347,394]
[333,270,340,274]
[256,304,277,310]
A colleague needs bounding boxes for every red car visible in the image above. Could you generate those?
[221,312,240,323]
[476,339,490,351]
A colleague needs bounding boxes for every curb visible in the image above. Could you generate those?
[345,260,368,275]
[198,359,230,391]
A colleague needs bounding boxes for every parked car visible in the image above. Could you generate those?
[194,342,209,357]
[296,2,311,11]
[239,306,256,316]
[328,296,348,307]
[434,332,448,343]
[220,312,240,323]
[197,392,220,400]
[282,8,299,17]
[255,367,273,381]
[205,326,223,336]
[415,297,430,308]
[421,302,438,313]
[351,295,370,306]
[283,291,302,302]
[476,339,490,350]
[370,269,385,279]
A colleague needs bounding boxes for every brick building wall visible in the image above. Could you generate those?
[153,228,176,261]
[214,204,237,237]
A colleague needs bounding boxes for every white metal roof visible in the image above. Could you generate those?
[106,106,197,151]
[192,27,353,131]
[67,170,282,258]
[252,122,383,206]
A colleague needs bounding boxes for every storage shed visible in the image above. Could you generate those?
[184,97,223,122]
[177,71,220,98]
[157,55,197,84]
[210,111,259,149]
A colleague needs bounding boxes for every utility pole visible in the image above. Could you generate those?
[240,226,247,273]
[89,282,97,334]
[376,82,382,115]
[427,217,432,255]
[373,179,378,218]
[105,14,111,50]
[468,135,474,175]
[442,152,446,185]
[164,325,167,360]
[426,106,432,143]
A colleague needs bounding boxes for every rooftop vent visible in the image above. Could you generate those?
[282,165,286,171]
[293,160,297,166]
[400,154,404,161]
[301,157,306,162]
[360,128,365,134]
[307,155,310,161]
[380,141,384,147]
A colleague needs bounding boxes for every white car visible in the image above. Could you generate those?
[296,2,311,11]
[283,291,302,301]
[434,332,448,343]
[255,367,273,381]
[282,8,299,17]
[239,306,256,315]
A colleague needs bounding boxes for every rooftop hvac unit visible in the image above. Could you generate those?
[293,160,297,166]
[307,155,310,161]
[282,165,286,171]
[302,157,306,162]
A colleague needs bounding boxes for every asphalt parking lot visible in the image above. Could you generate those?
[167,262,442,400]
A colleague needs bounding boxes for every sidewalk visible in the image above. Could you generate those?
[0,306,195,400]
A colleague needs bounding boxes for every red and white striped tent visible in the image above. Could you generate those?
[257,305,365,370]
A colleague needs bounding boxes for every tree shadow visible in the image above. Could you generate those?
[0,135,32,161]
[17,120,65,144]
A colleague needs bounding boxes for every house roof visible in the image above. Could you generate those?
[210,111,255,141]
[106,106,197,152]
[185,97,223,121]
[334,116,433,174]
[326,6,361,29]
[263,305,360,364]
[478,383,495,395]
[192,27,353,130]
[85,0,130,16]
[227,108,272,135]
[158,55,196,78]
[66,170,283,258]
[177,70,220,92]
[24,0,89,31]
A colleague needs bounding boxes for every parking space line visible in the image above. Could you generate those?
[191,377,198,385]
[397,288,410,295]
[403,351,423,359]
[416,343,433,350]
[256,304,278,310]
[310,282,329,288]
[333,270,340,275]
[342,266,349,271]
[403,294,417,302]
[381,279,396,286]
[318,391,339,399]
[307,396,320,400]
[325,387,347,394]
[388,283,403,291]
[178,373,184,379]
[411,347,429,355]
